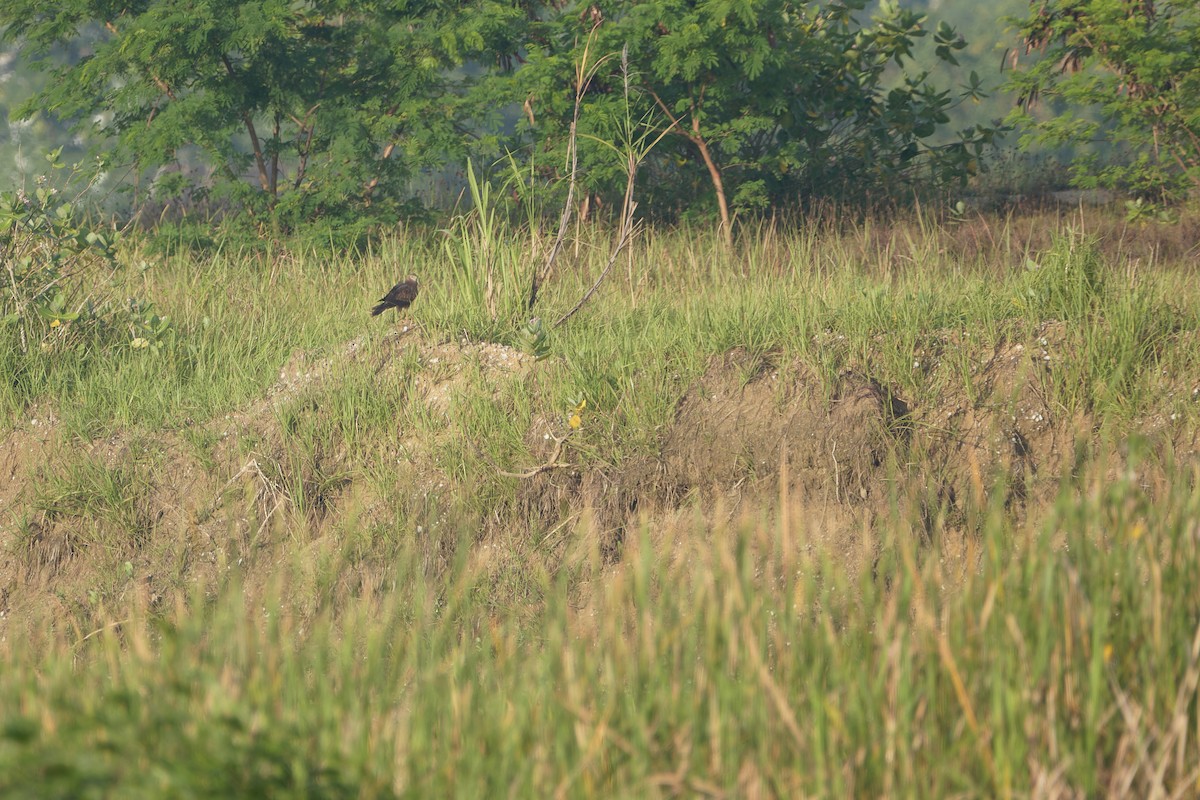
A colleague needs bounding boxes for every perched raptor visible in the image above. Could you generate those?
[371,275,420,317]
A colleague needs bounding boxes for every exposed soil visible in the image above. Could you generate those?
[2,325,1198,640]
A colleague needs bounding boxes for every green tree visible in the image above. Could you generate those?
[1,0,527,231]
[1006,0,1200,198]
[516,0,997,234]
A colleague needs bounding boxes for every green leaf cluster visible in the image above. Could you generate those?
[509,0,1002,217]
[1,0,532,231]
[1005,0,1200,198]
[2,0,1003,229]
[0,150,180,359]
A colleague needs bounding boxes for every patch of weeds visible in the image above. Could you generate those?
[396,341,424,371]
[30,454,155,551]
[438,160,534,340]
[0,155,189,425]
[234,430,263,458]
[422,352,457,386]
[437,383,531,511]
[270,395,354,524]
[1012,234,1107,322]
[11,514,44,549]
[181,426,221,472]
[309,364,398,458]
[1073,287,1180,414]
[1,153,121,353]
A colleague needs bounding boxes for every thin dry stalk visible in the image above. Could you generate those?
[553,201,638,329]
[1107,672,1160,799]
[554,44,670,328]
[528,24,606,314]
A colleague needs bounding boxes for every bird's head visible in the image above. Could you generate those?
[406,274,419,285]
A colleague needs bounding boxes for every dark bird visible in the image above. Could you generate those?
[371,275,420,317]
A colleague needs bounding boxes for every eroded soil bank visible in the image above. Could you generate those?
[2,325,1197,639]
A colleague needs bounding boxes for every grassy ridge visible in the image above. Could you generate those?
[3,213,1198,439]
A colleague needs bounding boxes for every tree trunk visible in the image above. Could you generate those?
[363,141,397,205]
[648,87,732,246]
[222,55,272,202]
[691,130,731,247]
[241,113,271,196]
[269,113,280,197]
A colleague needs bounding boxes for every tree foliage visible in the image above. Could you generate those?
[3,0,1002,233]
[1,0,528,231]
[515,0,999,228]
[1006,0,1200,197]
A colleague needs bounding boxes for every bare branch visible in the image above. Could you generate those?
[471,431,575,480]
[527,22,604,313]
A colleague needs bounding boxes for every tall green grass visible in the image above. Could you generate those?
[3,216,1197,442]
[3,458,1197,797]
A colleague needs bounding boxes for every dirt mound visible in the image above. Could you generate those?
[658,349,910,507]
[0,420,215,639]
[2,327,1196,639]
[917,327,1067,516]
[517,417,659,561]
[661,348,812,495]
[0,406,55,515]
[0,331,540,637]
[582,329,1190,574]
[518,348,911,565]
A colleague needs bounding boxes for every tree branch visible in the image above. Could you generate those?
[552,212,637,329]
[470,430,575,479]
[292,103,321,190]
[269,112,281,197]
[363,141,397,203]
[647,86,731,244]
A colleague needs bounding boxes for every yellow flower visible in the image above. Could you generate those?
[131,337,149,349]
[50,319,61,328]
[568,398,586,430]
[1129,522,1145,541]
[1103,644,1114,664]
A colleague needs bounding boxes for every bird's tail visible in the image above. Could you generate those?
[370,302,388,316]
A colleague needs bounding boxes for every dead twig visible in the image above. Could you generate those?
[213,457,287,541]
[470,430,575,480]
[553,211,639,328]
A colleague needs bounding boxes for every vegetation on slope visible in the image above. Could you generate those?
[2,204,1199,796]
